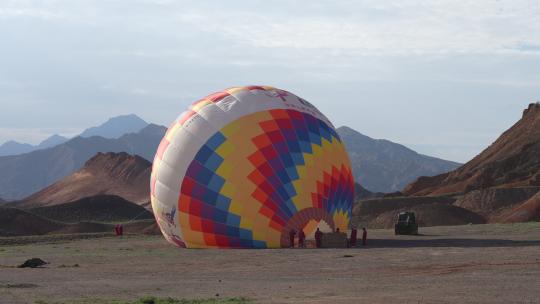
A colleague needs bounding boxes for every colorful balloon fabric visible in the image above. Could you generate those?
[151,86,354,248]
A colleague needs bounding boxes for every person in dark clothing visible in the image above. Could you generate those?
[315,228,323,248]
[350,227,358,247]
[298,229,306,248]
[362,227,367,246]
[289,229,296,248]
[119,224,124,236]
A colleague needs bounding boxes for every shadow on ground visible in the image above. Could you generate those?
[358,238,540,248]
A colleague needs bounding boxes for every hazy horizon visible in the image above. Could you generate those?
[1,0,539,162]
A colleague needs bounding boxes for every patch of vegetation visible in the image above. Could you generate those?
[57,264,80,268]
[1,283,39,288]
[34,296,252,304]
[135,297,251,304]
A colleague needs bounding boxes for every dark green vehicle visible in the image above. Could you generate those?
[394,212,418,235]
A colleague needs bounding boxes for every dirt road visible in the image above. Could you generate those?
[1,223,539,303]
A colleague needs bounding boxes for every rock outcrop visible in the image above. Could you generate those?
[404,103,540,196]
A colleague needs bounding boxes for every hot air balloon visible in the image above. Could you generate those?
[151,86,354,249]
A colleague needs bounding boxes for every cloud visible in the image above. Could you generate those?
[4,0,540,57]
[172,0,540,56]
[0,0,539,162]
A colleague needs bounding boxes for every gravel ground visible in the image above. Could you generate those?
[1,223,539,304]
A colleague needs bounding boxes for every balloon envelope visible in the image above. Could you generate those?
[151,86,354,248]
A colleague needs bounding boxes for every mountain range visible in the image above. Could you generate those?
[0,114,460,200]
[17,151,383,210]
[0,134,68,157]
[337,126,461,193]
[0,123,165,200]
[2,103,538,233]
[0,114,150,158]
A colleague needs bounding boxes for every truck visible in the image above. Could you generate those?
[394,211,418,235]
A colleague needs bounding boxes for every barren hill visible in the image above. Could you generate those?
[404,103,540,196]
[0,207,65,236]
[0,204,157,237]
[28,195,154,223]
[453,187,540,222]
[352,195,485,228]
[19,153,151,208]
[502,191,540,223]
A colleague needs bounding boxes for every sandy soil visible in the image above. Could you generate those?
[1,223,539,304]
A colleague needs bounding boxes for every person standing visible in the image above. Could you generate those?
[350,227,358,247]
[315,228,323,248]
[289,229,296,248]
[298,229,306,248]
[119,224,124,236]
[362,227,367,246]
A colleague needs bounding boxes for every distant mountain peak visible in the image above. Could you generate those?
[337,125,461,193]
[37,134,68,149]
[0,140,34,157]
[79,114,148,139]
[19,152,152,208]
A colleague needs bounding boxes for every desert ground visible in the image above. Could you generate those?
[1,223,539,304]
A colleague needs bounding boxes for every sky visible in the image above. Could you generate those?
[1,0,539,163]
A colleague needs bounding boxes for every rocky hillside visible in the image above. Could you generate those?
[338,127,460,193]
[353,183,540,229]
[0,124,165,200]
[352,194,485,228]
[404,103,540,196]
[453,187,540,222]
[28,195,153,223]
[18,153,152,208]
[502,191,540,223]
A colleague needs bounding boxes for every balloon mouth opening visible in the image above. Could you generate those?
[279,207,335,248]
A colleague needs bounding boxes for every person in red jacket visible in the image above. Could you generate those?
[315,228,323,248]
[298,229,306,248]
[350,227,358,247]
[289,229,296,248]
[362,227,367,246]
[119,224,124,236]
